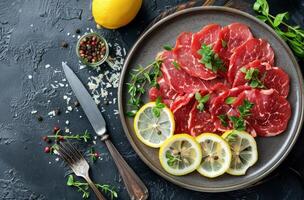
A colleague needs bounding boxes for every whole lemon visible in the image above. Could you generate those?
[92,0,142,29]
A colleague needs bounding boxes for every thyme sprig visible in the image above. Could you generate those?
[126,59,162,117]
[48,130,91,142]
[66,175,118,199]
[253,0,304,58]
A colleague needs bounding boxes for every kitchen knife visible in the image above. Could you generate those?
[62,62,148,200]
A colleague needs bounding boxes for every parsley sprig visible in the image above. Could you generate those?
[126,59,162,117]
[195,92,210,111]
[218,99,254,130]
[253,0,304,58]
[240,67,266,89]
[152,97,166,118]
[67,175,118,199]
[197,44,226,72]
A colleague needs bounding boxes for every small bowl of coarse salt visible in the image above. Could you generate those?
[76,32,113,68]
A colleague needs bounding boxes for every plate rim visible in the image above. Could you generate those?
[118,6,304,192]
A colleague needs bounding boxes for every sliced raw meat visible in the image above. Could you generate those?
[237,89,291,136]
[233,60,290,98]
[189,102,217,136]
[148,77,179,107]
[213,23,253,67]
[170,93,194,113]
[228,38,275,83]
[173,32,218,80]
[160,51,209,93]
[209,86,251,132]
[188,90,218,136]
[191,24,221,58]
[173,96,196,134]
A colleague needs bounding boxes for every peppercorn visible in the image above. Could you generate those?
[58,135,64,141]
[74,101,80,107]
[55,108,61,116]
[44,146,51,153]
[75,29,81,34]
[53,126,60,133]
[94,152,99,158]
[61,42,68,48]
[37,115,43,122]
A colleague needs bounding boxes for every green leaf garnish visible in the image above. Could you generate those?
[253,0,304,58]
[163,44,173,51]
[241,67,266,89]
[218,114,229,127]
[166,151,182,167]
[225,97,237,104]
[197,44,226,72]
[195,92,210,111]
[152,97,166,118]
[228,115,246,131]
[172,60,181,70]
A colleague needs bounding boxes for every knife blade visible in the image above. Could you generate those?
[62,62,106,136]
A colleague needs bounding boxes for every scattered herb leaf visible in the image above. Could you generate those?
[218,114,229,127]
[221,39,227,48]
[253,0,304,58]
[152,97,165,118]
[166,151,181,167]
[163,44,173,51]
[126,59,162,116]
[172,60,181,70]
[225,97,237,104]
[228,116,246,131]
[197,44,226,72]
[195,92,210,111]
[241,67,266,89]
[228,99,254,131]
[66,175,118,199]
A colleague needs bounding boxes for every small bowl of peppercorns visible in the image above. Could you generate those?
[76,32,109,67]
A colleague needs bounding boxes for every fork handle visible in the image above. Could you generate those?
[84,176,107,200]
[104,139,149,200]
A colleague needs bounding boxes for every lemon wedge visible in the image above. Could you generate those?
[134,102,175,148]
[159,134,202,176]
[196,133,232,178]
[222,130,258,175]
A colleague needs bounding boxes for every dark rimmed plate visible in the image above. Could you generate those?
[118,6,304,192]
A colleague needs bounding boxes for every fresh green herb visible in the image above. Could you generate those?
[47,130,91,142]
[166,151,181,167]
[126,59,162,116]
[163,44,173,51]
[240,67,266,89]
[195,92,210,111]
[172,60,181,70]
[238,99,254,117]
[253,0,304,58]
[228,99,254,131]
[225,97,237,104]
[197,44,226,72]
[228,116,246,131]
[67,175,118,199]
[221,39,227,48]
[226,131,238,142]
[218,114,229,127]
[152,97,166,118]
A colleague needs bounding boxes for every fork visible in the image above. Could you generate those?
[58,142,107,200]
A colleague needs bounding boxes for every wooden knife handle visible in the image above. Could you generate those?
[104,139,148,200]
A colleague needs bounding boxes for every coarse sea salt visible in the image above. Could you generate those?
[45,64,51,68]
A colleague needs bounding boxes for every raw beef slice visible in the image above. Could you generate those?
[228,38,274,83]
[233,60,290,98]
[173,32,217,80]
[213,23,253,67]
[191,24,222,58]
[238,89,291,136]
[160,51,209,93]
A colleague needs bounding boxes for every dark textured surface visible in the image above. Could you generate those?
[0,0,303,200]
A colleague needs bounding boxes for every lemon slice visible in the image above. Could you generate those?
[134,102,175,148]
[196,133,232,178]
[159,134,202,176]
[222,130,258,175]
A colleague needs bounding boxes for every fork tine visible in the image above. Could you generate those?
[66,141,84,160]
[57,143,74,165]
[203,0,215,6]
[60,142,80,163]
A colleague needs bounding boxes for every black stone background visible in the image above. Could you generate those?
[0,0,304,199]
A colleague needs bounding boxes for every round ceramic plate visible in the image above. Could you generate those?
[118,7,304,192]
